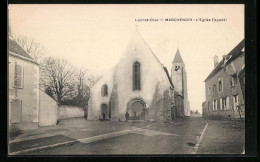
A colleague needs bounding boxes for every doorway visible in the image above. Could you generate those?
[127,99,146,120]
[101,104,108,119]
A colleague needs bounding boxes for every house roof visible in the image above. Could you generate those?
[204,39,245,82]
[172,48,184,63]
[238,64,245,78]
[9,37,34,60]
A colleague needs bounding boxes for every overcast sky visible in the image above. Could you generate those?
[9,4,244,113]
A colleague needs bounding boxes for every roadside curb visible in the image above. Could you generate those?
[9,131,68,144]
[191,122,208,154]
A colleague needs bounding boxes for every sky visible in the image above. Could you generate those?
[9,4,244,113]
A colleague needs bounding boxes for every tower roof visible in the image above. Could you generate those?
[172,48,184,63]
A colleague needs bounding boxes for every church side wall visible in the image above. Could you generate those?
[88,67,115,120]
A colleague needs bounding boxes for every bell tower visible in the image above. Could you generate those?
[171,48,190,116]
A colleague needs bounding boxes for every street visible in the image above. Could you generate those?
[9,117,244,155]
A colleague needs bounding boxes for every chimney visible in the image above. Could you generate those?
[214,55,218,68]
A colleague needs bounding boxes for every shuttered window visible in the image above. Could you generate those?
[226,97,229,109]
[221,97,227,110]
[213,100,217,111]
[14,63,23,88]
[10,99,22,123]
[220,98,223,110]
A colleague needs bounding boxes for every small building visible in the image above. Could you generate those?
[88,30,187,122]
[8,35,58,131]
[9,36,40,130]
[203,39,245,120]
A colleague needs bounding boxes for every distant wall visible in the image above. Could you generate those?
[39,90,58,127]
[58,105,84,120]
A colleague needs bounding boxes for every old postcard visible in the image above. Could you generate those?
[8,4,245,155]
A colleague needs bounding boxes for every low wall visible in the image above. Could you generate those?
[58,105,84,120]
[39,90,58,127]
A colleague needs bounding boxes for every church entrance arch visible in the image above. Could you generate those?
[127,98,147,120]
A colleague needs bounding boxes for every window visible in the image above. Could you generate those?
[226,97,229,110]
[208,86,211,95]
[133,61,141,90]
[224,65,228,72]
[14,63,23,88]
[218,79,223,92]
[230,76,237,87]
[101,84,108,97]
[221,97,227,110]
[213,100,217,111]
[233,95,238,110]
[175,65,180,71]
[213,85,216,94]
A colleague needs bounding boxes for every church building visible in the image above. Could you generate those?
[88,30,190,121]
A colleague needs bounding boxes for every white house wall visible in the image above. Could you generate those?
[9,55,39,129]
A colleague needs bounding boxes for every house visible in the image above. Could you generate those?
[8,36,40,130]
[88,30,189,121]
[8,35,58,131]
[203,39,245,120]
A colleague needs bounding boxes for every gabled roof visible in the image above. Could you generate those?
[204,39,245,82]
[172,48,184,63]
[9,37,34,60]
[131,30,175,89]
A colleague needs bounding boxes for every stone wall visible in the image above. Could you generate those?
[174,91,184,118]
[58,105,84,120]
[108,85,119,121]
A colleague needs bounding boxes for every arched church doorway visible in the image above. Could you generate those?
[127,99,147,120]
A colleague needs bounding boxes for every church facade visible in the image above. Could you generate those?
[88,31,190,121]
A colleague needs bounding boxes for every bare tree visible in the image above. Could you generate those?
[76,68,89,107]
[87,74,102,88]
[13,34,46,62]
[40,57,76,105]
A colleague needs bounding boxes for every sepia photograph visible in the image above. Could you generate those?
[8,4,245,155]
